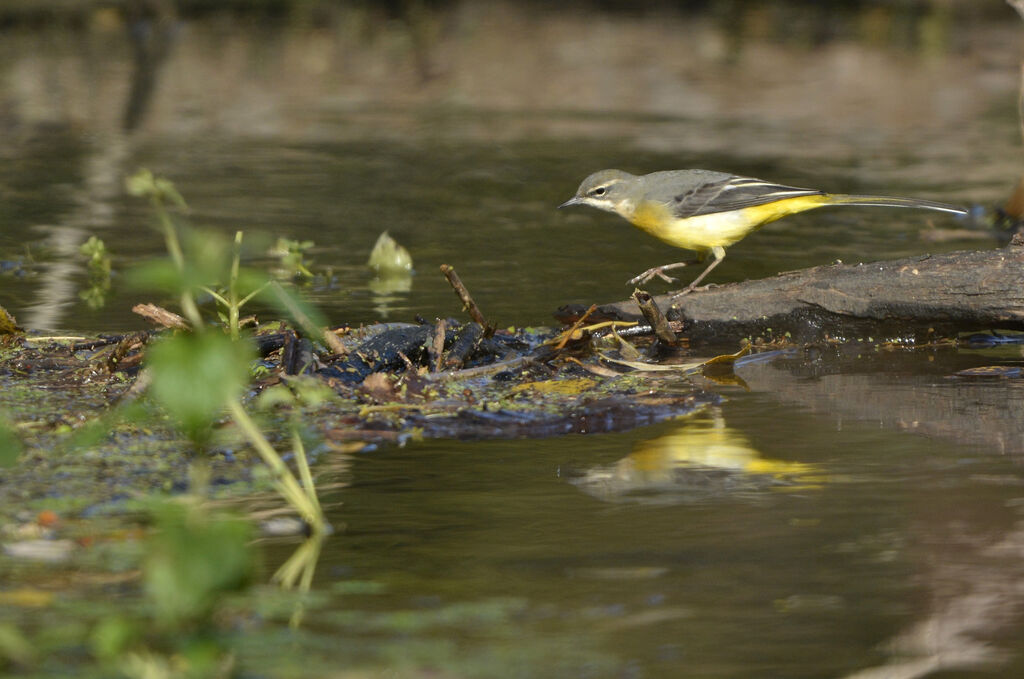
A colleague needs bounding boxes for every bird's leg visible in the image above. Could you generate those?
[671,247,725,298]
[627,260,698,286]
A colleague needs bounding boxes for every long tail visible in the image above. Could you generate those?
[824,194,967,216]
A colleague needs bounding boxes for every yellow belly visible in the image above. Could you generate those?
[628,195,829,253]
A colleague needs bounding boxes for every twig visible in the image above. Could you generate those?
[429,318,446,372]
[106,332,149,373]
[552,304,597,350]
[132,303,189,330]
[443,322,483,370]
[614,322,685,338]
[632,289,677,344]
[22,336,89,343]
[440,264,489,332]
[421,354,535,382]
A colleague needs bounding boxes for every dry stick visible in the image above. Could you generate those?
[429,318,447,372]
[132,302,190,330]
[443,322,483,370]
[422,354,535,382]
[553,303,597,350]
[106,331,148,373]
[440,264,491,334]
[632,289,677,344]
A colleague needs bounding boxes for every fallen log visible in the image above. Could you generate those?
[564,243,1024,346]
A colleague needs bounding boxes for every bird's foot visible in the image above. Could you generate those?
[628,266,680,286]
[669,283,716,300]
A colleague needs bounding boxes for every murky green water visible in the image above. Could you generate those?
[288,348,1024,678]
[3,3,1024,677]
[0,131,1000,333]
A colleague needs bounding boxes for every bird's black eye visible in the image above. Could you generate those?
[592,187,606,196]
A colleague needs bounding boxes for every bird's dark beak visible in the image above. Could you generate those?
[558,197,582,209]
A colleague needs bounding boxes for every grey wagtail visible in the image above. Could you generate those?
[559,169,967,295]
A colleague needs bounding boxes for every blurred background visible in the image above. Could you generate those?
[1,0,1020,332]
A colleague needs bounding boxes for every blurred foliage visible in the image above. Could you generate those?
[78,236,112,310]
[127,226,230,300]
[0,420,22,468]
[0,497,256,677]
[92,497,253,678]
[268,238,314,283]
[143,500,254,630]
[146,331,254,449]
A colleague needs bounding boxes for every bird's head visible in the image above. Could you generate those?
[559,169,637,215]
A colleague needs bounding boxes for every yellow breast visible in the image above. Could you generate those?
[625,195,829,253]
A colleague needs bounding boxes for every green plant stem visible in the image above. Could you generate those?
[227,231,243,340]
[155,200,185,271]
[153,197,204,330]
[226,400,323,528]
[291,429,322,516]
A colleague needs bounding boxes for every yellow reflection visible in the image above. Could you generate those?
[576,411,824,501]
[368,272,413,319]
[273,530,326,629]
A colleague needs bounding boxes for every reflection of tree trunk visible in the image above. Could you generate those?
[842,519,1024,678]
[737,352,1024,677]
[735,350,1024,456]
[584,245,1024,346]
[123,0,178,132]
[23,135,130,330]
[401,0,439,83]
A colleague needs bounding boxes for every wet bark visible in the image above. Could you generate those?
[581,245,1024,346]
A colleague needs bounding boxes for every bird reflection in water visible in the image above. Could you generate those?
[572,411,825,503]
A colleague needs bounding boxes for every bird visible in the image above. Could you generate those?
[559,169,968,296]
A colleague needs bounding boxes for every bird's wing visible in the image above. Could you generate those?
[665,175,825,219]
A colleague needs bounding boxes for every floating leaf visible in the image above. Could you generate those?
[367,231,413,276]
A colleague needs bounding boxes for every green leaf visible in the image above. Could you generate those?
[125,168,157,198]
[234,269,272,301]
[89,617,138,661]
[0,623,35,666]
[127,227,238,299]
[125,169,188,209]
[144,501,253,628]
[0,422,22,468]
[146,333,254,446]
[125,259,185,295]
[367,231,413,275]
[264,281,331,343]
